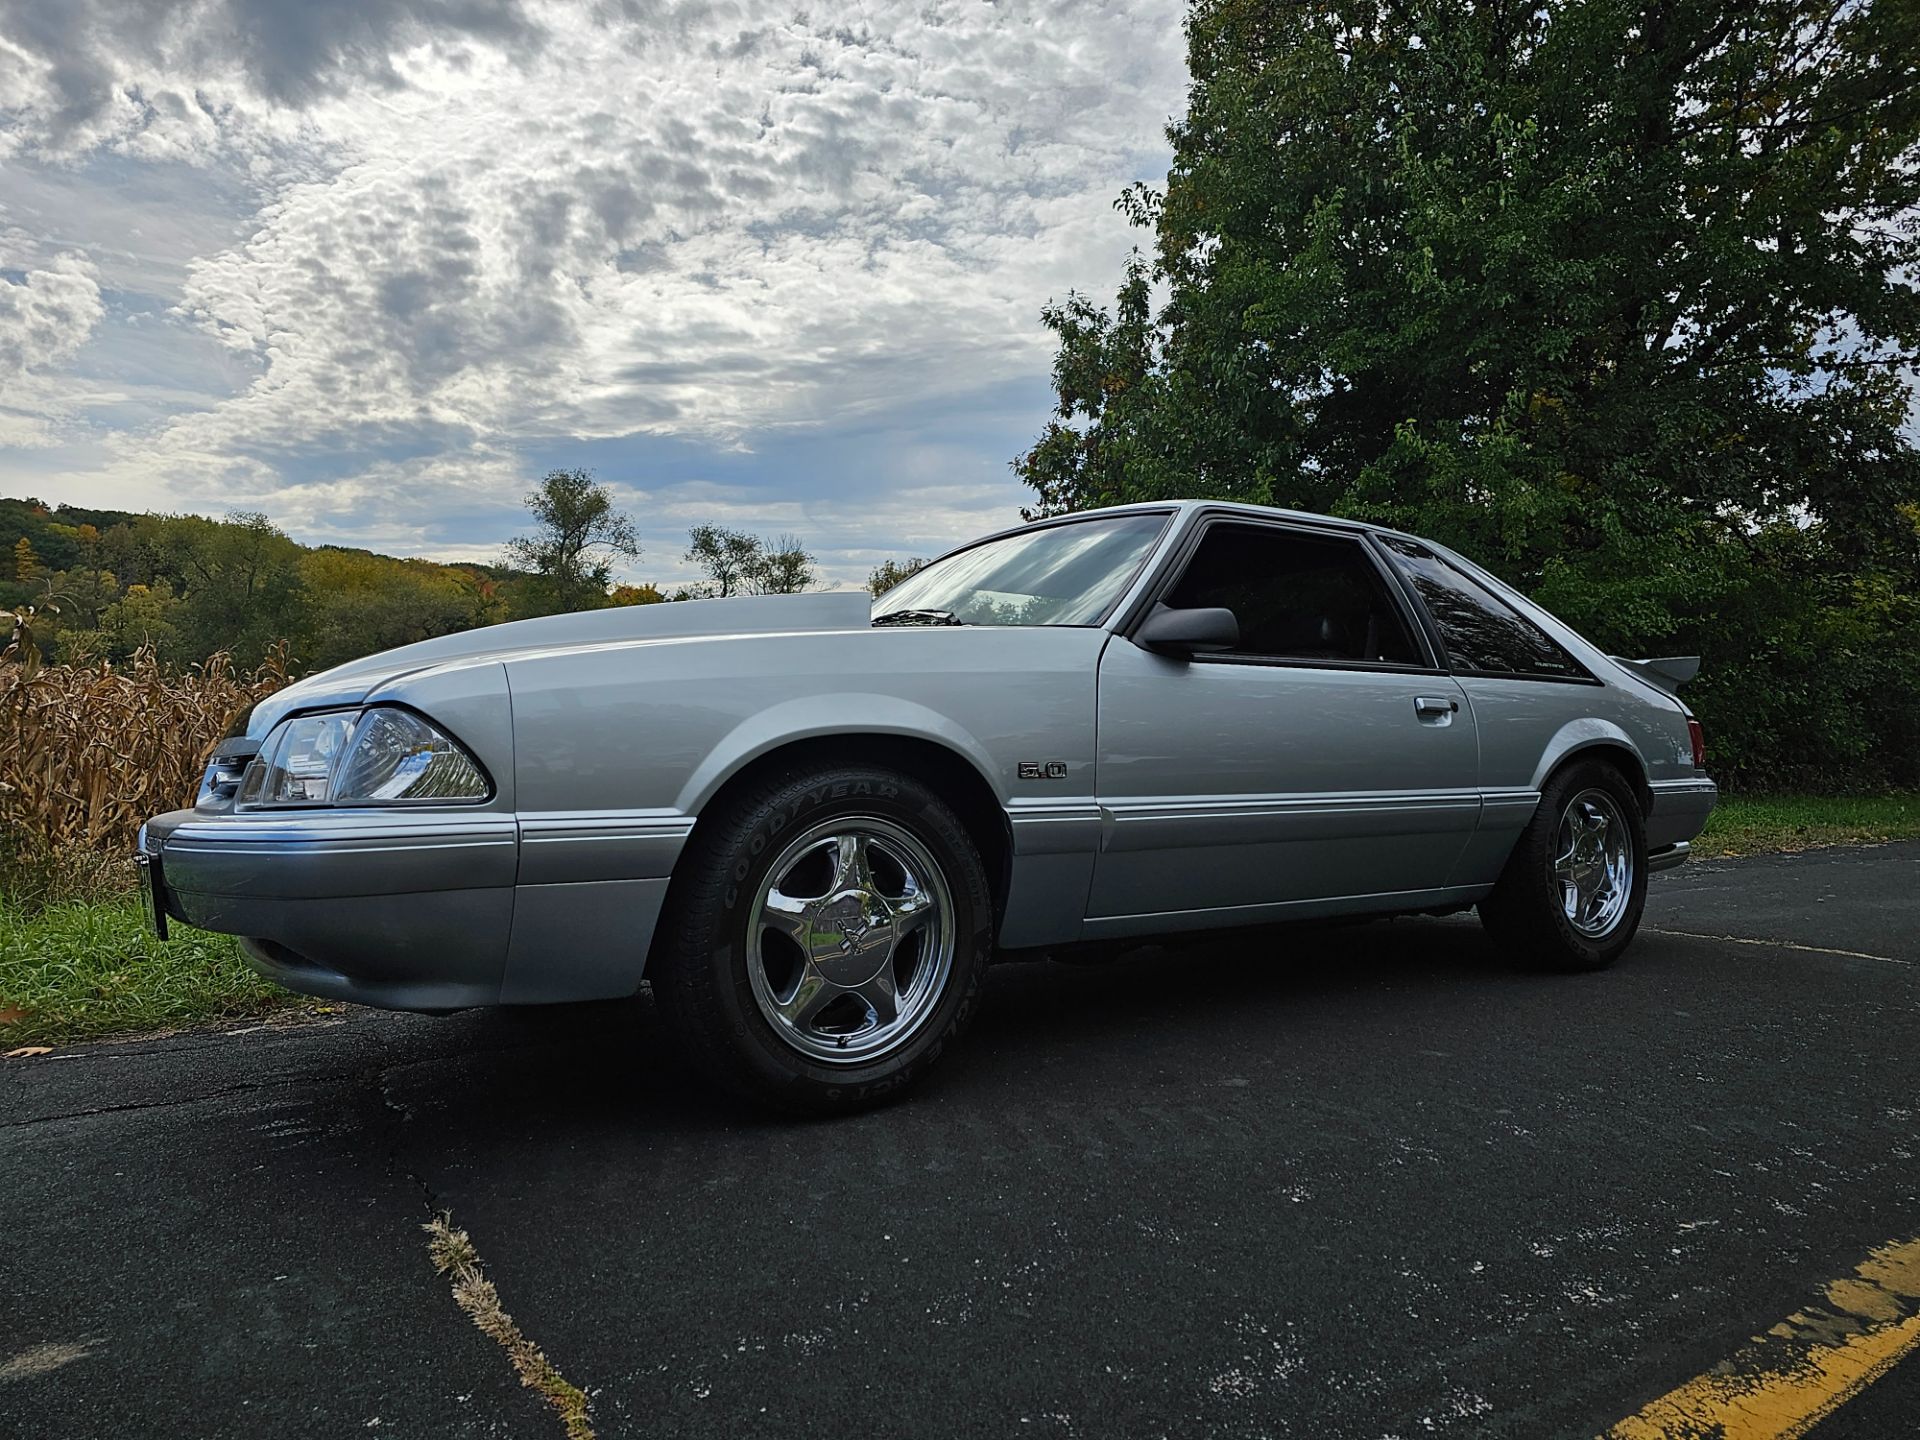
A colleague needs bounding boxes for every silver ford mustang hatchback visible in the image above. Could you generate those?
[139,501,1716,1111]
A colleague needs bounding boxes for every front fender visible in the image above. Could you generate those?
[674,693,1006,816]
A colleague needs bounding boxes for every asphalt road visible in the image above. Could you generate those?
[4,843,1917,1439]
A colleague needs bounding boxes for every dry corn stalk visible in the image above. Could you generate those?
[0,644,290,854]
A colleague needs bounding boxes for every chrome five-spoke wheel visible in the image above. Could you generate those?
[747,816,956,1064]
[1479,757,1647,971]
[1555,787,1633,938]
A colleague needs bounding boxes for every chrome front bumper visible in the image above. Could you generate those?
[139,806,683,1013]
[140,807,519,1011]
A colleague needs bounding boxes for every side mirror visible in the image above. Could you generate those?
[1135,605,1240,658]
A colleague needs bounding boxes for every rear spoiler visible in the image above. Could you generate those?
[1610,655,1700,695]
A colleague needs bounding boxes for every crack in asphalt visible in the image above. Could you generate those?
[367,1057,439,1208]
[426,1215,598,1440]
[1643,927,1905,965]
[367,1055,601,1439]
[0,1081,271,1130]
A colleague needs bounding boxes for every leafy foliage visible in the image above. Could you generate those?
[502,469,642,615]
[609,582,667,606]
[1018,0,1920,788]
[297,548,502,671]
[4,484,833,686]
[868,556,930,597]
[0,497,522,671]
[684,525,818,596]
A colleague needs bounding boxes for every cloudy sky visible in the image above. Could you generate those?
[0,0,1187,589]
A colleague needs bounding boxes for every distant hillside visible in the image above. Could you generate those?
[0,495,548,674]
[0,497,145,572]
[0,497,517,580]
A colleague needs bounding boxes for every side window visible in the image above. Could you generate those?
[1376,535,1588,680]
[1161,524,1423,666]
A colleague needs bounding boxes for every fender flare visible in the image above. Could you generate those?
[1530,718,1651,805]
[673,693,1007,817]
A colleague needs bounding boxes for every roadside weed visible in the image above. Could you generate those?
[0,899,289,1046]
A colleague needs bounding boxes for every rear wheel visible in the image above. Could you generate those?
[651,765,993,1114]
[1478,758,1647,971]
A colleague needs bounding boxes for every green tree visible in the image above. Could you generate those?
[95,515,166,590]
[448,567,508,631]
[750,534,817,595]
[59,581,184,664]
[150,512,306,665]
[684,524,761,598]
[685,526,817,596]
[298,549,479,671]
[868,557,929,597]
[47,567,118,631]
[504,470,641,615]
[1020,0,1920,788]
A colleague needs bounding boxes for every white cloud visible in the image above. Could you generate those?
[0,0,1187,561]
[162,3,1184,450]
[0,251,105,445]
[0,251,102,374]
[0,0,545,163]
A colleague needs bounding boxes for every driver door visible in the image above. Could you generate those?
[1088,518,1480,927]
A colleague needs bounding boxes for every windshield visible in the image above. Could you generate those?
[874,513,1171,627]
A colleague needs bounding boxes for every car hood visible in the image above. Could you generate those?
[246,591,874,739]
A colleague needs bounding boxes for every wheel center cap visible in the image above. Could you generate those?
[809,889,895,985]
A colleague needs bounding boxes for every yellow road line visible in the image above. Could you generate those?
[1601,1234,1920,1439]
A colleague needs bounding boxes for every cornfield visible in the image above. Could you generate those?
[0,646,290,856]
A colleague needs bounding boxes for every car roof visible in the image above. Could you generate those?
[935,500,1439,581]
[1052,498,1410,540]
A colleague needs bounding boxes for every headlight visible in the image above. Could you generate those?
[237,708,491,808]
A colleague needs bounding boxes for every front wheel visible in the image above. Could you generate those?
[650,765,993,1114]
[1478,759,1647,971]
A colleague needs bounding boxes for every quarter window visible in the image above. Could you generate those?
[1376,535,1588,679]
[1161,524,1423,666]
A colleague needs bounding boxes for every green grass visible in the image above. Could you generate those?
[1695,793,1920,858]
[0,898,295,1048]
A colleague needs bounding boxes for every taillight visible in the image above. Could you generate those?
[1687,717,1706,768]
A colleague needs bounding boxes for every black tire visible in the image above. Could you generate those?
[1478,758,1648,972]
[650,765,993,1115]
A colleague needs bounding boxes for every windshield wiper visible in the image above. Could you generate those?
[872,608,966,627]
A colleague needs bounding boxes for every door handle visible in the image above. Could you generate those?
[1414,695,1459,718]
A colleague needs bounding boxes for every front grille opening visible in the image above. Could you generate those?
[197,740,261,809]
